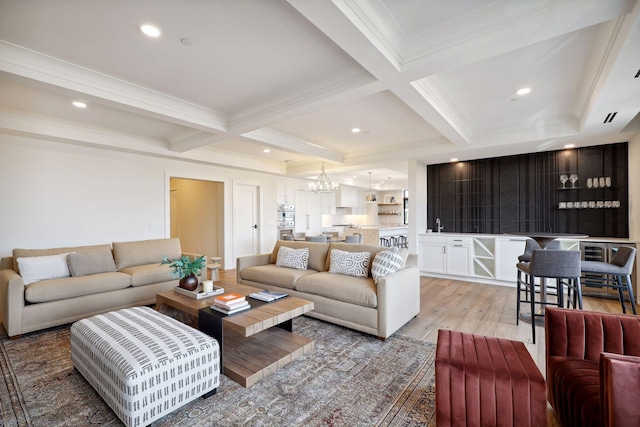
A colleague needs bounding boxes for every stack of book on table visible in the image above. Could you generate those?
[210,292,250,315]
[249,289,288,302]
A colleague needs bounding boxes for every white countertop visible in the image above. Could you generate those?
[418,232,636,243]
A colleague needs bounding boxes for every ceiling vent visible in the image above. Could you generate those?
[604,112,617,124]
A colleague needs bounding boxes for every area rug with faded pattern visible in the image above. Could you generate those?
[0,316,436,426]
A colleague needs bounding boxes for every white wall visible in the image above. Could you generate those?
[629,133,640,242]
[0,134,280,269]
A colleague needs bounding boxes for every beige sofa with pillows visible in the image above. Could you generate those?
[237,240,420,339]
[0,238,204,338]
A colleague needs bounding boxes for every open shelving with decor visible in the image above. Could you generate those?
[377,203,401,216]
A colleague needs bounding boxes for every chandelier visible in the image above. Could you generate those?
[308,162,338,193]
[364,171,377,203]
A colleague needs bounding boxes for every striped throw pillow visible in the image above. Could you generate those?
[371,246,404,284]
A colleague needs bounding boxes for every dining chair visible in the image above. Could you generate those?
[516,249,582,343]
[345,235,360,243]
[581,246,637,315]
[305,235,327,242]
[354,233,363,243]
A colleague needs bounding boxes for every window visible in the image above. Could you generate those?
[403,189,409,225]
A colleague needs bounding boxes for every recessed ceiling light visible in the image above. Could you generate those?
[351,128,361,133]
[140,24,161,37]
[516,87,531,96]
[564,144,575,149]
[450,158,459,162]
[263,149,270,153]
[72,101,87,108]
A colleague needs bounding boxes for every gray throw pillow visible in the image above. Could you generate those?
[67,251,117,277]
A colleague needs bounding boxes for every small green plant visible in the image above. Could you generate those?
[160,255,207,279]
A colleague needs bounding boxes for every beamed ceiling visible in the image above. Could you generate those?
[0,0,639,190]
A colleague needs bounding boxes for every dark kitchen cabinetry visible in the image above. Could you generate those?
[427,142,628,238]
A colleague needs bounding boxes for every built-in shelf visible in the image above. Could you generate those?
[472,237,495,278]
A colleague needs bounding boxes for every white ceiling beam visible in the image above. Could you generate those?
[0,105,283,174]
[241,128,344,163]
[0,41,228,134]
[287,0,469,148]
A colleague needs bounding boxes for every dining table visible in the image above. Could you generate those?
[509,232,588,326]
[293,237,346,243]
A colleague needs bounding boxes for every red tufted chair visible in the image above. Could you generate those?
[545,307,640,427]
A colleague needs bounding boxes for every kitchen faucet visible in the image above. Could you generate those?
[436,218,444,233]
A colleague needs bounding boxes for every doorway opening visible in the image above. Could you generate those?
[169,177,224,267]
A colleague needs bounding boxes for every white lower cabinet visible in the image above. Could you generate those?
[419,237,446,273]
[419,234,528,284]
[418,236,471,276]
[495,238,527,282]
[446,237,472,276]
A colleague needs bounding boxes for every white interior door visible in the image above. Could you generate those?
[234,183,259,260]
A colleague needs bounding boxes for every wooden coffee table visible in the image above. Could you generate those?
[156,282,314,387]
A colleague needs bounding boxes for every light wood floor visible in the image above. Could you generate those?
[219,268,633,376]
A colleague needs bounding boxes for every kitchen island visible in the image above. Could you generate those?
[345,225,408,246]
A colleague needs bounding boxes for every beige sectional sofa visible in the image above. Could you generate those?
[237,240,420,339]
[0,238,204,338]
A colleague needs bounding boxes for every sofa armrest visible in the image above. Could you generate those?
[236,254,271,282]
[600,352,640,427]
[376,265,420,338]
[0,269,26,337]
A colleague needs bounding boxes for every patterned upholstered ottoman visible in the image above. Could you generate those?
[71,306,220,427]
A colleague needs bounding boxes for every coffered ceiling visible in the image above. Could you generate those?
[0,0,638,190]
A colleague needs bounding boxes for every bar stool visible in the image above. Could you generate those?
[581,246,637,314]
[516,249,582,343]
[380,237,391,247]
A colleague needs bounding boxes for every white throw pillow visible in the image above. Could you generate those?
[329,248,371,279]
[276,246,309,270]
[371,246,404,284]
[17,253,73,285]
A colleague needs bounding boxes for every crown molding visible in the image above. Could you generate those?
[0,41,227,134]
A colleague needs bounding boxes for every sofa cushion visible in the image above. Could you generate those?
[276,246,309,270]
[240,264,318,290]
[67,251,117,277]
[324,243,387,274]
[270,241,329,272]
[328,248,371,279]
[119,264,176,287]
[371,247,404,284]
[17,253,73,285]
[24,272,132,303]
[547,357,601,427]
[295,272,377,308]
[113,238,182,270]
[13,244,112,273]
